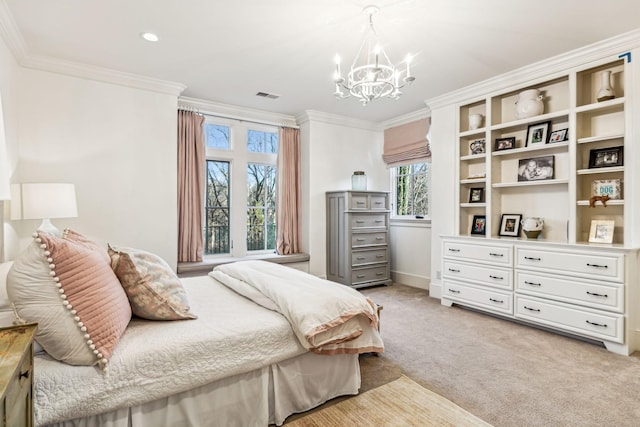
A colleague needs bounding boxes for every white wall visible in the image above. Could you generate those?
[298,111,388,277]
[6,68,179,267]
[389,220,430,289]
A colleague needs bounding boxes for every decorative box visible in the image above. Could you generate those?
[592,179,622,199]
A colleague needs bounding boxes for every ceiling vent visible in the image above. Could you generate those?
[256,92,280,100]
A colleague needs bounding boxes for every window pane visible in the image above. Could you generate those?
[205,160,230,254]
[205,124,230,150]
[395,162,429,216]
[247,129,278,153]
[247,163,276,251]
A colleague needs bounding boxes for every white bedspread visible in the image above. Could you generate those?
[33,275,306,427]
[210,260,384,355]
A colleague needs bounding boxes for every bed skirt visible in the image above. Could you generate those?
[43,352,360,427]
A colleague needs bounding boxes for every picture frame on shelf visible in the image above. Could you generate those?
[588,146,623,168]
[588,220,615,244]
[548,128,568,143]
[498,214,522,237]
[469,187,484,203]
[470,215,486,235]
[517,155,555,182]
[470,139,486,155]
[525,121,551,147]
[592,179,622,200]
[495,137,516,151]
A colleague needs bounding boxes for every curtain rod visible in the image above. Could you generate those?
[178,106,299,129]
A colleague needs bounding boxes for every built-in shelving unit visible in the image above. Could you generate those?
[456,56,629,245]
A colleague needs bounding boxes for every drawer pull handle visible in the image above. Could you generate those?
[489,253,504,257]
[448,248,460,252]
[375,201,383,204]
[489,298,504,304]
[586,320,608,328]
[524,306,540,312]
[376,272,384,276]
[355,220,365,223]
[356,238,365,242]
[524,281,541,287]
[586,291,608,298]
[376,237,385,240]
[375,220,384,223]
[489,275,503,280]
[376,255,385,258]
[448,289,461,294]
[586,263,608,269]
[356,256,366,260]
[524,256,541,261]
[448,268,460,273]
[357,274,366,278]
[19,370,30,380]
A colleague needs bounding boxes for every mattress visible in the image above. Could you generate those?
[34,274,308,426]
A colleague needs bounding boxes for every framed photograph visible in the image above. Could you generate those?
[588,220,615,244]
[495,137,516,151]
[592,179,622,200]
[469,187,484,203]
[498,214,522,237]
[470,139,486,155]
[517,155,555,182]
[470,215,486,235]
[588,146,623,168]
[548,128,568,143]
[525,121,551,147]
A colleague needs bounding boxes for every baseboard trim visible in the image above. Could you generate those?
[429,281,442,299]
[391,270,429,290]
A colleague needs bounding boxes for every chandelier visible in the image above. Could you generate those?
[333,5,415,105]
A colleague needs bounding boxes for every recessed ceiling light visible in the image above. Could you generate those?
[140,32,159,42]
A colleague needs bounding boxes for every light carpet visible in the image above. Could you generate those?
[285,375,492,426]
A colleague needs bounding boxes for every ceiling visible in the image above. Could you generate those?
[3,0,640,123]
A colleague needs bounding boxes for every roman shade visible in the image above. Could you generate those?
[383,117,431,167]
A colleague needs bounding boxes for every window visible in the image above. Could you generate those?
[203,117,278,256]
[392,162,429,218]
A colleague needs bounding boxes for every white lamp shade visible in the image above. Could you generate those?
[19,183,78,220]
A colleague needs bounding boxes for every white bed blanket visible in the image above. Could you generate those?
[33,275,306,427]
[210,260,384,355]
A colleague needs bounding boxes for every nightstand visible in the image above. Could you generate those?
[0,323,37,427]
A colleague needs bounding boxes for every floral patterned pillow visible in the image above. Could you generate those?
[108,245,197,320]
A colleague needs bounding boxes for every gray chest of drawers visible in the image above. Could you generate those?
[326,191,391,288]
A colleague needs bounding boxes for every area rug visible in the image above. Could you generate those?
[286,375,492,426]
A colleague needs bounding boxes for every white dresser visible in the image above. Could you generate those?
[441,236,639,355]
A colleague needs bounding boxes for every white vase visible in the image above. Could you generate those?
[597,70,615,102]
[469,113,483,130]
[515,89,544,119]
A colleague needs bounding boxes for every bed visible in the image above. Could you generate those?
[1,231,384,427]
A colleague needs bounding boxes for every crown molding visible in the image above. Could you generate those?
[425,28,640,111]
[380,107,430,130]
[179,96,298,128]
[0,0,186,96]
[296,110,381,131]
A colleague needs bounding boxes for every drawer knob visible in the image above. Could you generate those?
[489,298,504,304]
[586,291,608,298]
[448,268,460,273]
[524,256,541,261]
[448,289,461,294]
[586,263,608,269]
[19,370,30,380]
[448,248,460,252]
[489,275,503,280]
[524,306,540,312]
[586,320,608,328]
[489,253,504,257]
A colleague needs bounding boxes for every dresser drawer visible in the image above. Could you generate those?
[515,296,623,343]
[349,193,369,210]
[442,281,513,315]
[351,265,388,284]
[352,231,387,247]
[443,241,512,266]
[352,248,387,266]
[370,194,388,210]
[351,213,387,229]
[5,344,32,414]
[443,261,512,290]
[515,248,623,282]
[516,271,623,313]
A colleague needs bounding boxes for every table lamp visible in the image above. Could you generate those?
[14,183,78,235]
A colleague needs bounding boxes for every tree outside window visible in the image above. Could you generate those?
[395,162,429,217]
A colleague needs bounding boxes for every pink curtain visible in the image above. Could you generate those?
[276,127,301,255]
[177,110,205,262]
